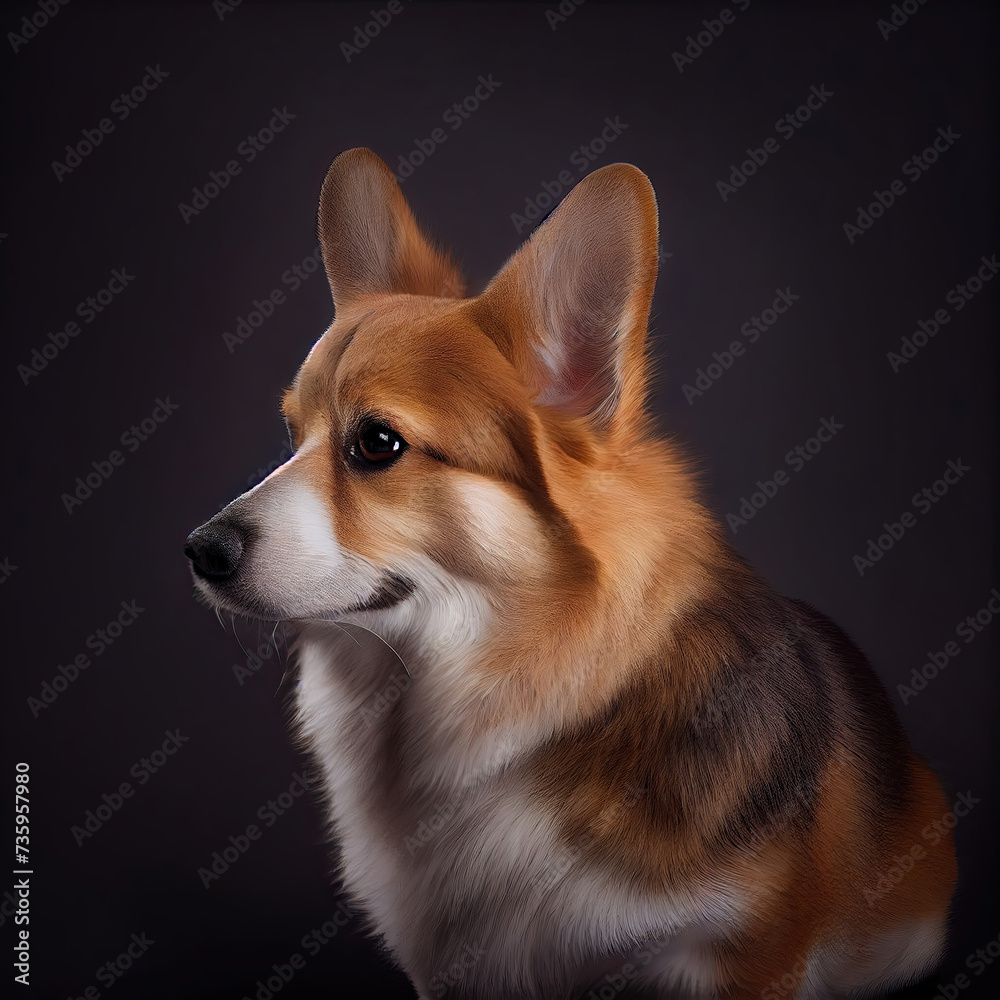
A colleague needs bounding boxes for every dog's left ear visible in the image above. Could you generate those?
[472,163,658,430]
[318,147,464,309]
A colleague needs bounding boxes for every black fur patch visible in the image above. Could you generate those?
[344,571,415,613]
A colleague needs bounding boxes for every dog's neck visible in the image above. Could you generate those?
[292,492,724,798]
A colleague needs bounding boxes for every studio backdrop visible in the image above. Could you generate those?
[2,2,996,998]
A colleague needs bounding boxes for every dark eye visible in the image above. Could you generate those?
[351,420,407,468]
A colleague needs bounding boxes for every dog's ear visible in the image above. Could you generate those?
[472,163,658,430]
[318,148,464,308]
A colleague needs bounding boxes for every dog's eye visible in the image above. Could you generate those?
[351,421,407,468]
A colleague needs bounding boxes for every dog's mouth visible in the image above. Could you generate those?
[189,571,416,625]
[339,572,416,614]
[185,523,416,624]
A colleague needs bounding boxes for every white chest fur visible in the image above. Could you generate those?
[292,628,741,998]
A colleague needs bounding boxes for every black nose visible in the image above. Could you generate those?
[184,521,246,581]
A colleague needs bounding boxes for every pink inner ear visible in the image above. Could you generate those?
[533,243,635,424]
[467,163,659,427]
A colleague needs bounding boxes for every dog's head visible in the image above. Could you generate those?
[186,148,660,645]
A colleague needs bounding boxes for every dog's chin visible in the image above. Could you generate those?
[191,576,294,623]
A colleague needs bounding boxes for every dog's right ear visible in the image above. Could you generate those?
[471,163,658,432]
[317,148,464,309]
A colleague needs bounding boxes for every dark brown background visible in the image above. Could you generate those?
[2,2,997,997]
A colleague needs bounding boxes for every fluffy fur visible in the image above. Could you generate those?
[186,148,957,999]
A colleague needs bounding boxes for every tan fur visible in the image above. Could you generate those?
[187,148,957,999]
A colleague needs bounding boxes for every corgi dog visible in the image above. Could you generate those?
[185,148,957,999]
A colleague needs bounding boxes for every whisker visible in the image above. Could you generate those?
[331,621,363,647]
[232,613,252,663]
[274,666,290,697]
[337,619,411,678]
[273,621,296,697]
[270,620,283,665]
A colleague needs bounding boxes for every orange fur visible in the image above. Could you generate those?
[188,148,957,999]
